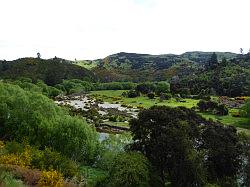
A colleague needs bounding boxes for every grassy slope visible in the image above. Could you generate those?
[90,90,250,134]
[75,60,98,69]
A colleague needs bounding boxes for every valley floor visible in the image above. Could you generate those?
[90,90,250,135]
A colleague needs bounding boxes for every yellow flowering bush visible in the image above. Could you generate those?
[38,170,63,187]
[0,147,32,167]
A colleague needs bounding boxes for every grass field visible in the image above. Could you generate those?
[90,90,250,134]
[91,90,199,108]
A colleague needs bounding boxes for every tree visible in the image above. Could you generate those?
[240,48,244,55]
[155,81,170,95]
[209,52,218,69]
[221,57,227,67]
[129,106,207,186]
[0,82,99,163]
[201,125,242,186]
[37,52,41,59]
[129,106,242,186]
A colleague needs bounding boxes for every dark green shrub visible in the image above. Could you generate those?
[159,93,171,101]
[107,152,150,187]
[197,99,228,116]
[147,92,155,99]
[127,90,140,98]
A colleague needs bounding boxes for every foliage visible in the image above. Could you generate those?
[96,133,132,171]
[0,145,32,168]
[38,170,63,187]
[201,124,242,185]
[0,57,96,85]
[129,106,242,186]
[94,82,136,90]
[238,133,250,187]
[31,147,78,178]
[0,82,99,164]
[159,93,171,101]
[174,57,250,97]
[155,81,170,95]
[0,141,78,178]
[107,152,150,187]
[55,79,94,94]
[5,78,63,98]
[147,92,155,99]
[240,99,250,118]
[0,170,26,187]
[93,51,238,82]
[0,164,41,186]
[136,82,156,94]
[79,166,107,187]
[208,52,218,69]
[197,99,228,115]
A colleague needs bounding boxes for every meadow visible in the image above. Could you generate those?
[90,90,250,134]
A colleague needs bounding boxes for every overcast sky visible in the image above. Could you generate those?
[0,0,249,60]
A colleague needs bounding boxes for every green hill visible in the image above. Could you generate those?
[83,51,238,82]
[0,57,97,85]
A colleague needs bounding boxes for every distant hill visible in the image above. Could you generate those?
[181,51,238,64]
[0,57,97,85]
[81,51,239,82]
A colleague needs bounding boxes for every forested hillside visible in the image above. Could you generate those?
[77,51,249,97]
[0,57,97,85]
[87,51,241,82]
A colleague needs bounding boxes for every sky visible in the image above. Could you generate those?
[0,0,249,60]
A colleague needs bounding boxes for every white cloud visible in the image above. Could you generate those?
[0,0,249,60]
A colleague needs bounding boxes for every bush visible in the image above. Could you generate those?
[147,92,155,99]
[0,83,99,164]
[31,147,78,178]
[0,165,41,186]
[0,170,26,187]
[136,82,156,94]
[127,90,140,98]
[55,79,94,94]
[215,104,228,115]
[197,99,228,116]
[155,81,170,95]
[38,170,63,187]
[240,99,250,117]
[107,152,150,187]
[159,93,171,101]
[0,146,32,168]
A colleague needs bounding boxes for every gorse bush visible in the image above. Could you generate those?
[31,147,78,178]
[0,143,32,168]
[0,82,99,164]
[38,170,63,187]
[0,141,78,178]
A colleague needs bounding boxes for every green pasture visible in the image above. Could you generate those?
[90,90,249,134]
